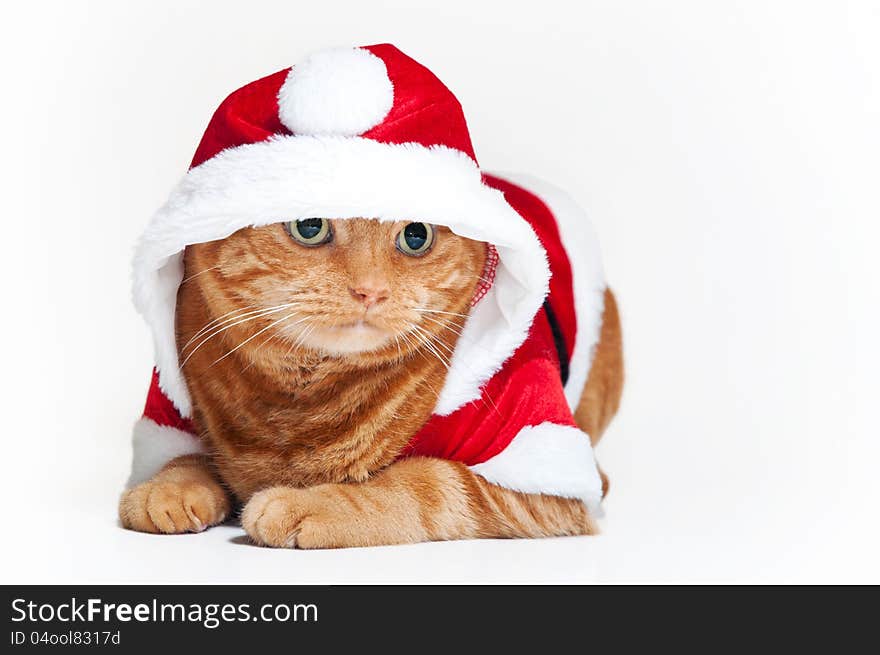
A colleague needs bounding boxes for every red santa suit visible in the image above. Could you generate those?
[130,44,609,511]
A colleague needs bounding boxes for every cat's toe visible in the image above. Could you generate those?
[181,482,229,530]
[119,484,158,533]
[119,480,229,534]
[241,487,315,548]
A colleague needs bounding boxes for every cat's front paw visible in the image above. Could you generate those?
[119,479,230,534]
[241,487,340,549]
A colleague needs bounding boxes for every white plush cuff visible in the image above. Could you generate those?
[126,418,204,488]
[469,423,603,511]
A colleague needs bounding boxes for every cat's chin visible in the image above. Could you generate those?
[301,322,393,355]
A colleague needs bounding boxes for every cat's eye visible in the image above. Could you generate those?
[286,218,332,246]
[396,223,435,256]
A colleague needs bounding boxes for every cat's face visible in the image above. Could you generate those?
[183,218,487,358]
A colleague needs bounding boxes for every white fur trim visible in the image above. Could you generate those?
[470,423,603,510]
[133,136,550,417]
[278,48,394,137]
[492,173,607,410]
[126,418,204,488]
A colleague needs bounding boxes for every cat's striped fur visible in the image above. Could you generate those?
[119,218,623,547]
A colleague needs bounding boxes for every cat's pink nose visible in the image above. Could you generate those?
[350,285,390,309]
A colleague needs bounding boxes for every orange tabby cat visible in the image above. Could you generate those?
[120,44,623,547]
[119,218,622,547]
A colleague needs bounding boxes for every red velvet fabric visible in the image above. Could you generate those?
[361,44,476,161]
[190,44,476,170]
[143,369,194,434]
[483,174,576,361]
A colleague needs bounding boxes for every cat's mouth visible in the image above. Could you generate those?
[335,319,376,330]
[299,319,394,354]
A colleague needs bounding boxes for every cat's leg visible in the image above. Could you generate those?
[241,457,596,548]
[573,288,624,495]
[119,454,230,534]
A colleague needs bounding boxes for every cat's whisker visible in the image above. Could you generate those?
[416,314,497,355]
[398,329,422,360]
[279,322,311,360]
[180,303,303,368]
[402,334,441,383]
[417,314,466,335]
[183,300,308,350]
[182,302,268,350]
[413,307,471,319]
[179,264,222,285]
[410,323,456,358]
[241,324,298,372]
[209,313,309,368]
[256,317,320,369]
[410,324,505,414]
[416,313,506,362]
[411,330,470,398]
[270,319,318,361]
[417,340,450,370]
[423,334,457,360]
[408,321,504,419]
[183,301,304,351]
[408,324,452,372]
[181,314,271,369]
[240,335,274,373]
[181,305,293,363]
[293,322,318,351]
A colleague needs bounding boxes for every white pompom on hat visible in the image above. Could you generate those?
[277,47,395,137]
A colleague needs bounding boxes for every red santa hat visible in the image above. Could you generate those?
[134,43,551,419]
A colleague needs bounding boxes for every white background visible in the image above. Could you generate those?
[1,0,878,583]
